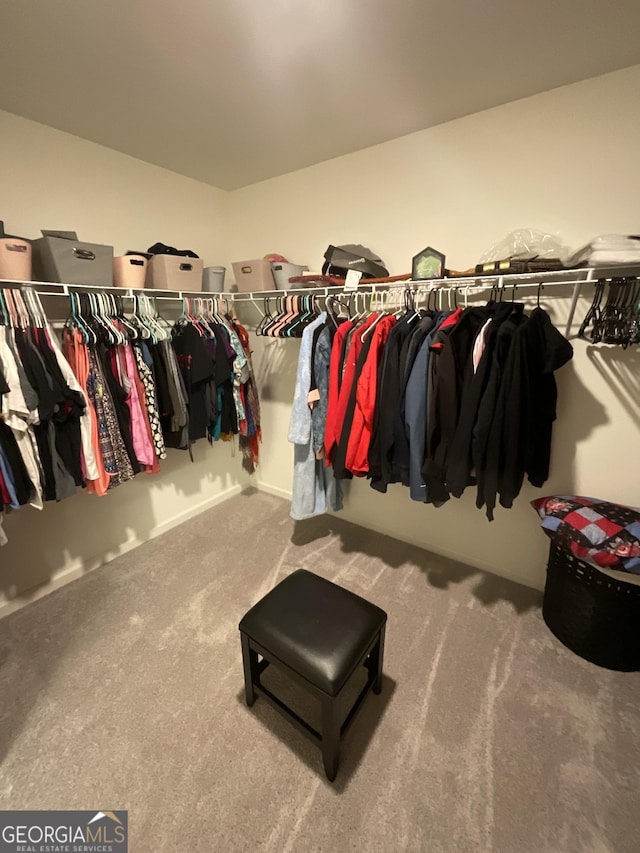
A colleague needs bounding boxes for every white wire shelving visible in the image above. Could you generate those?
[1,264,639,337]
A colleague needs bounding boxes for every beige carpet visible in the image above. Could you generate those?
[1,490,639,852]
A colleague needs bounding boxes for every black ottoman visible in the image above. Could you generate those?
[239,569,387,781]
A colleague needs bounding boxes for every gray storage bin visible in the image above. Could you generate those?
[32,230,114,286]
[203,266,226,292]
[271,262,309,289]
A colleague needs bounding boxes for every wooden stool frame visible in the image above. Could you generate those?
[240,624,385,781]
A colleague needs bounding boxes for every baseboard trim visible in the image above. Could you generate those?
[0,484,243,619]
[254,480,292,502]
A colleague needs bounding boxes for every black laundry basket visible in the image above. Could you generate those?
[543,542,640,671]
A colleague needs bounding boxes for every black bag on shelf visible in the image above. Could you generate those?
[322,244,388,280]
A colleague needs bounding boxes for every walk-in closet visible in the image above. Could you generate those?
[1,3,639,852]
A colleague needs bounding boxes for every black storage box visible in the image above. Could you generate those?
[543,542,640,671]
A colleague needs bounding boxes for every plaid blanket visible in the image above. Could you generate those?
[532,495,640,574]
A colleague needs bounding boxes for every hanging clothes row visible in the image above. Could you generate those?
[0,287,261,546]
[289,286,573,521]
[171,296,261,470]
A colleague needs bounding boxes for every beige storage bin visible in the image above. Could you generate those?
[0,237,32,281]
[113,254,148,288]
[232,259,274,292]
[145,255,203,291]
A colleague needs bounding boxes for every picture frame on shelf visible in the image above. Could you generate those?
[412,246,446,281]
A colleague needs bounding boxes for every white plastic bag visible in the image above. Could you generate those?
[479,229,571,264]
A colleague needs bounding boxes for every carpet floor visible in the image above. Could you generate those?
[0,490,638,852]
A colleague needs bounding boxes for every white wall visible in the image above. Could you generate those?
[0,111,248,614]
[2,66,639,609]
[226,65,640,591]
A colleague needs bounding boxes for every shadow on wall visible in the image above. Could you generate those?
[0,481,155,603]
[291,513,541,615]
[585,344,640,426]
[253,338,300,404]
[0,441,240,608]
[549,359,609,491]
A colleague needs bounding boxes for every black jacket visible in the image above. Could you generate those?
[481,307,573,520]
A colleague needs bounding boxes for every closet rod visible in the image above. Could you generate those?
[0,280,227,300]
[3,266,639,338]
[229,267,599,300]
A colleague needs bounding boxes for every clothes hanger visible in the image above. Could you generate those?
[12,289,30,329]
[130,294,153,341]
[146,293,168,341]
[290,294,321,337]
[325,294,341,329]
[255,296,274,336]
[92,292,120,345]
[278,294,302,338]
[0,290,9,326]
[259,295,280,336]
[264,295,288,337]
[578,278,604,340]
[112,293,139,341]
[361,291,387,342]
[274,294,300,338]
[4,289,19,329]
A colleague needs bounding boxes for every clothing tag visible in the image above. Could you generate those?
[307,388,320,405]
[344,269,362,291]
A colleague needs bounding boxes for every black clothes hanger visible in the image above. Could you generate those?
[255,297,273,336]
[579,279,606,341]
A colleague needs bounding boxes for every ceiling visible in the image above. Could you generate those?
[1,1,639,190]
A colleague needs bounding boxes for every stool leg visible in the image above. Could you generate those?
[321,695,340,782]
[369,625,385,695]
[241,632,259,707]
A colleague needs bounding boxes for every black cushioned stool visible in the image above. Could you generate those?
[239,569,387,781]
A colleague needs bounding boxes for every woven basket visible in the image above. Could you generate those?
[543,542,640,671]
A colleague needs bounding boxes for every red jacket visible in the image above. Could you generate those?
[325,314,379,465]
[345,315,396,476]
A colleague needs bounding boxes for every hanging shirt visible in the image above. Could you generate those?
[172,323,216,442]
[323,319,354,465]
[47,323,99,482]
[473,318,493,373]
[446,301,515,499]
[288,313,342,521]
[482,307,573,520]
[368,314,425,493]
[327,313,379,470]
[345,314,396,476]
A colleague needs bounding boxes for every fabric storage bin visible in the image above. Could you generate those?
[32,231,113,287]
[271,262,309,290]
[232,259,274,292]
[543,541,640,671]
[0,237,32,281]
[113,254,148,288]
[146,255,203,291]
[203,266,226,292]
